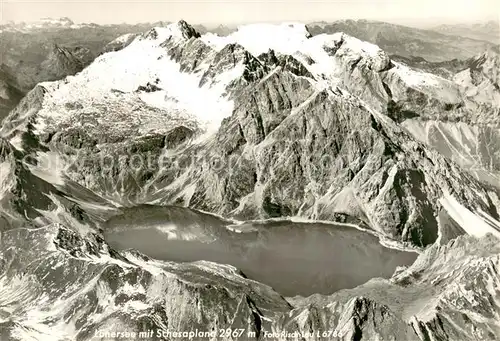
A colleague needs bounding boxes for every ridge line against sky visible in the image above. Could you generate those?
[1,0,499,27]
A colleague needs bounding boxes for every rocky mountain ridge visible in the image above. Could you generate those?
[1,20,500,340]
[0,20,173,121]
[0,216,498,340]
[307,19,496,62]
[6,21,500,246]
[401,46,500,189]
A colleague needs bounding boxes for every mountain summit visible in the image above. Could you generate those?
[1,20,500,341]
[3,20,500,245]
[307,19,496,61]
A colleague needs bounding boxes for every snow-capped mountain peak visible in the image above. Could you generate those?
[0,17,89,32]
[2,19,474,142]
[2,18,500,341]
[139,20,200,42]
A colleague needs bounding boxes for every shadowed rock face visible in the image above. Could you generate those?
[0,137,116,232]
[0,45,90,122]
[1,20,500,341]
[0,66,24,122]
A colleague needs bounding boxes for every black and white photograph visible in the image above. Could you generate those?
[0,0,499,340]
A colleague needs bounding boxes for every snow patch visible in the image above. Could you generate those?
[110,33,136,45]
[439,192,500,238]
[392,62,462,103]
[34,22,240,135]
[0,161,15,198]
[26,151,66,186]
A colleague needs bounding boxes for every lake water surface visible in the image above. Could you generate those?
[104,205,418,297]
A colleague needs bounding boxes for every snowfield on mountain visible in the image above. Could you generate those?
[0,20,499,341]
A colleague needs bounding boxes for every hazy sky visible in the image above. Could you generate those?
[1,0,499,26]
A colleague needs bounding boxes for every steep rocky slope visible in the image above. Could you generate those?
[454,45,500,107]
[0,217,498,340]
[401,46,500,189]
[0,20,242,122]
[288,234,500,341]
[102,33,140,53]
[1,21,500,340]
[3,21,500,248]
[0,135,117,232]
[0,223,292,341]
[0,43,93,121]
[38,44,93,83]
[0,66,24,121]
[0,28,123,91]
[307,19,495,62]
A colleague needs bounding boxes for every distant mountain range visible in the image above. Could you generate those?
[307,19,496,62]
[431,20,500,44]
[0,17,86,32]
